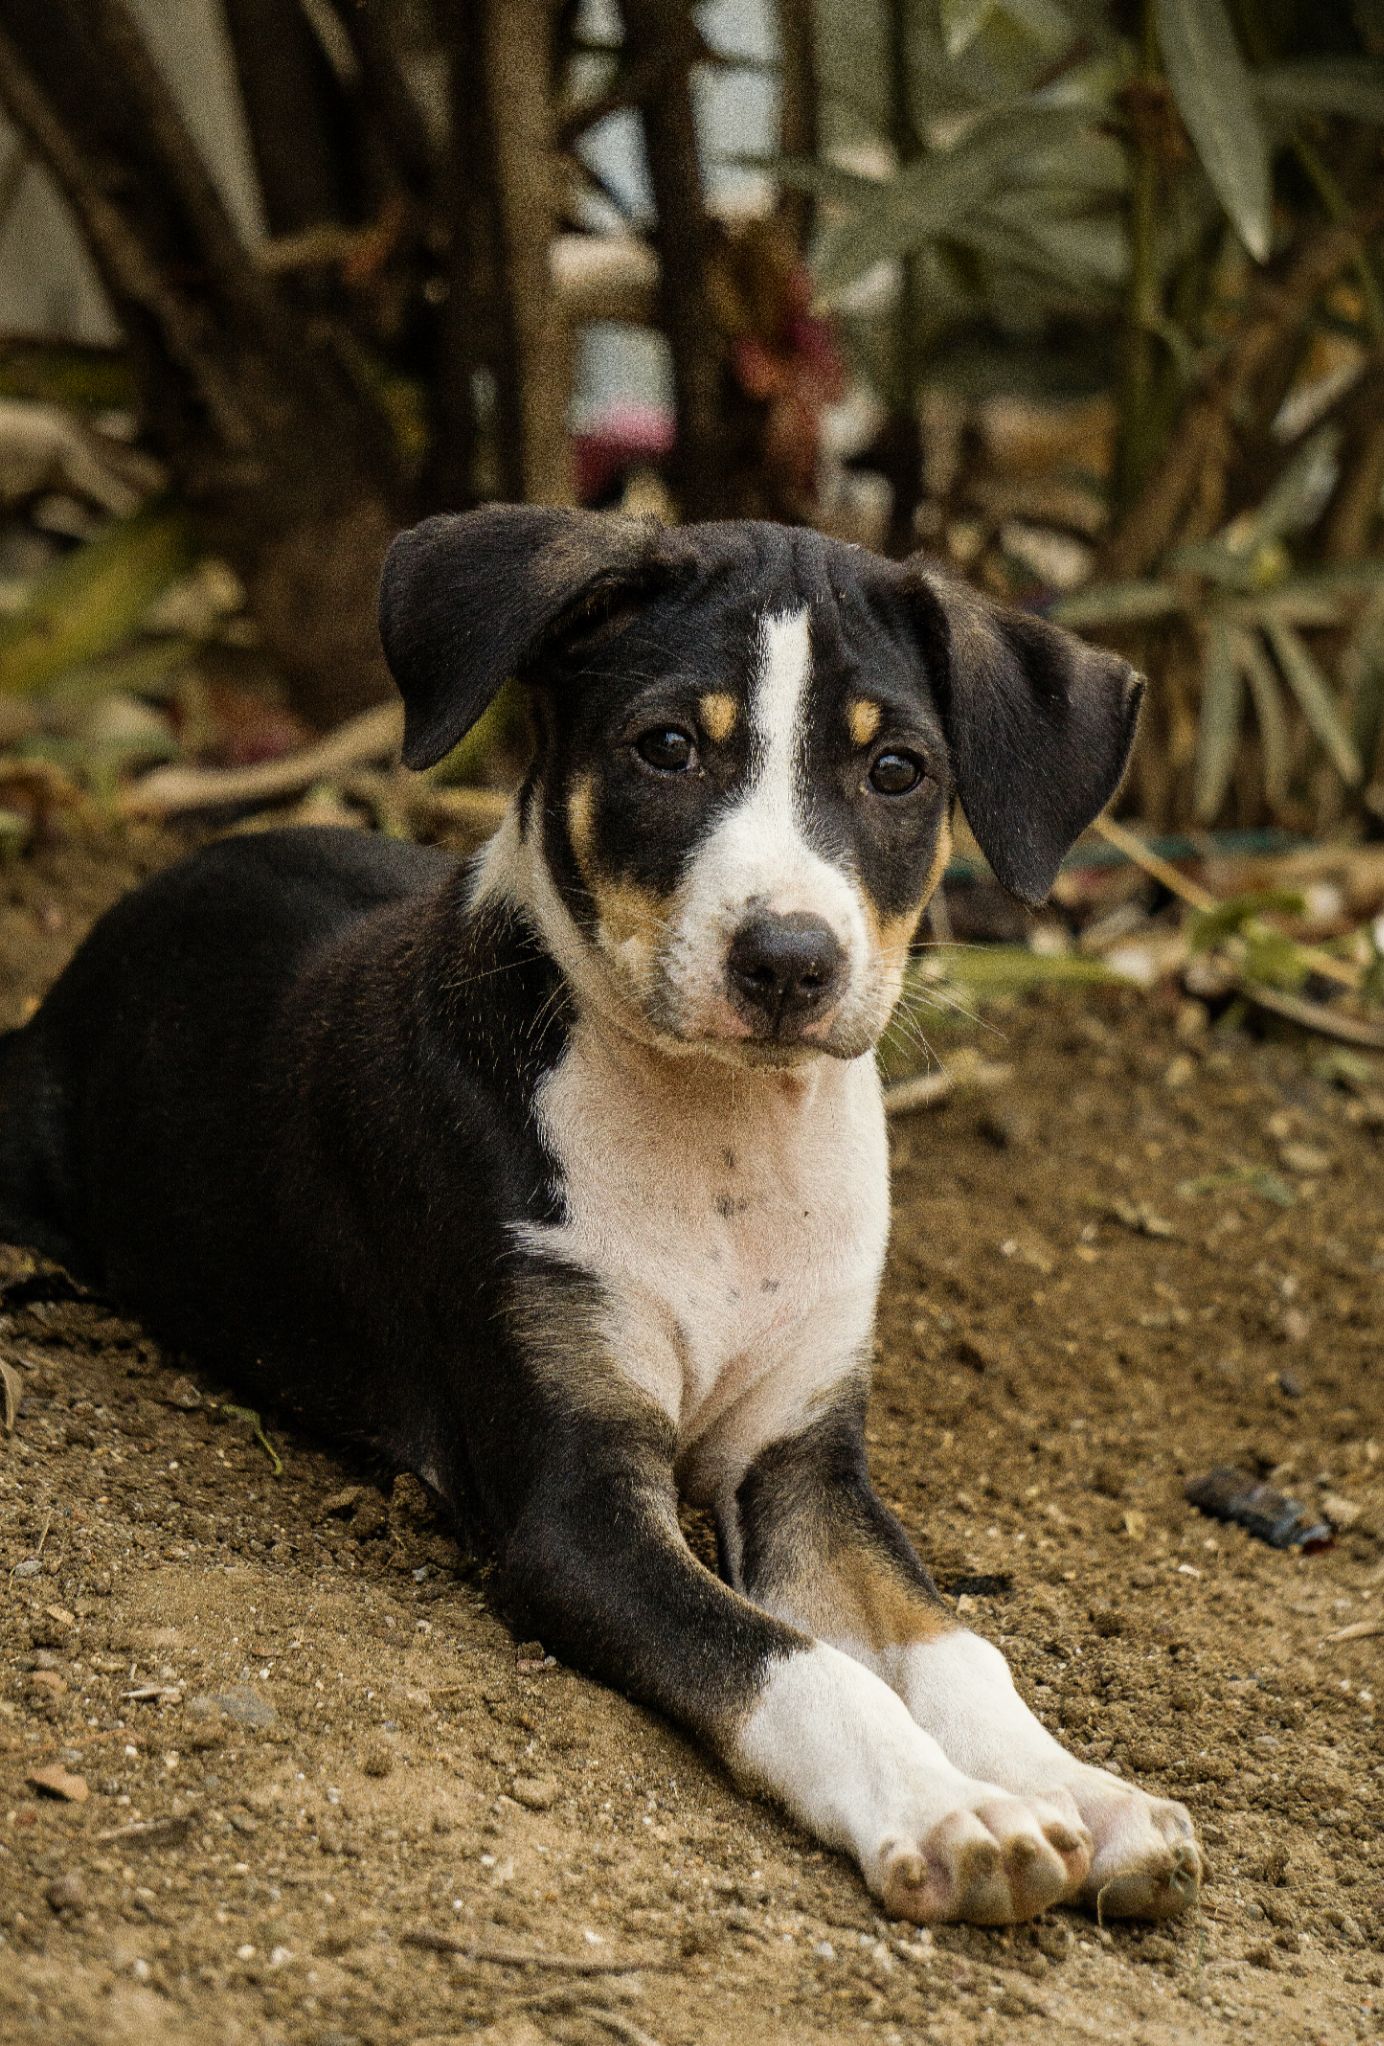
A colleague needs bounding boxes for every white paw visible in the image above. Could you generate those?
[870,1781,1091,1926]
[897,1630,1203,1921]
[1059,1766,1203,1920]
[735,1641,1091,1927]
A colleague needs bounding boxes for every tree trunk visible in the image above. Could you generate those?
[619,0,737,520]
[222,0,354,238]
[428,0,572,510]
[0,0,403,726]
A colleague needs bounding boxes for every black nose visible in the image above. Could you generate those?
[727,913,844,1031]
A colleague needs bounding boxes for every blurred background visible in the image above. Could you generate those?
[0,0,1382,1046]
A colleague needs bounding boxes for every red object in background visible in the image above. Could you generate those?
[573,257,845,512]
[574,402,676,507]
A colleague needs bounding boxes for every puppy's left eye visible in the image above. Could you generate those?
[868,749,926,796]
[636,726,698,773]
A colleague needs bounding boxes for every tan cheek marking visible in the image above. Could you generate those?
[864,820,953,972]
[567,776,596,869]
[596,877,671,955]
[699,691,738,744]
[849,698,882,748]
[566,773,670,969]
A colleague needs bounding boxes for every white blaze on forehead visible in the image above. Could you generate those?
[753,607,814,813]
[693,604,851,919]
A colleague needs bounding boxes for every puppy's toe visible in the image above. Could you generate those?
[1066,1776,1203,1921]
[880,1792,1085,1927]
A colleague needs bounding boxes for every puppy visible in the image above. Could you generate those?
[0,509,1201,1926]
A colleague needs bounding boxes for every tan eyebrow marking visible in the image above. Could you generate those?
[848,697,882,747]
[699,691,738,744]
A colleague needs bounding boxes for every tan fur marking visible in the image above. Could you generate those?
[565,775,671,976]
[848,698,882,748]
[862,820,954,972]
[820,1545,956,1652]
[699,691,738,744]
[567,776,597,869]
[596,876,671,954]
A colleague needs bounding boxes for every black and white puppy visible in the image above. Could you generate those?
[0,509,1202,1927]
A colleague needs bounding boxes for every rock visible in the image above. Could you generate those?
[163,1375,203,1410]
[188,1685,277,1731]
[510,1774,559,1812]
[1278,1140,1333,1177]
[351,1495,389,1540]
[27,1763,88,1802]
[319,1486,364,1520]
[45,1872,87,1913]
[13,1557,42,1579]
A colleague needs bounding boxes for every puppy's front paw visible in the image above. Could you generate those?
[1060,1768,1202,1920]
[872,1785,1091,1926]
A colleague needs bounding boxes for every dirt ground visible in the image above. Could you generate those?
[0,828,1381,2046]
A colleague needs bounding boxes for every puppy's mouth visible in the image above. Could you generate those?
[647,992,884,1068]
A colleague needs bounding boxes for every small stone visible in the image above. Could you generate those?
[351,1495,389,1540]
[510,1774,559,1812]
[319,1486,364,1521]
[1278,1140,1332,1177]
[45,1872,86,1913]
[27,1763,88,1803]
[1321,1493,1362,1531]
[163,1375,202,1410]
[188,1685,277,1731]
[13,1558,42,1579]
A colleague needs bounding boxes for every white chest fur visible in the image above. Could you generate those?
[521,1019,890,1495]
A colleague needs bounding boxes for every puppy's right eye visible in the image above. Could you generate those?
[635,726,698,773]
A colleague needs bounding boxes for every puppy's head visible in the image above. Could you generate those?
[380,509,1141,1065]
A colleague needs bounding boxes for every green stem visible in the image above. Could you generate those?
[1116,0,1162,511]
[1292,135,1384,342]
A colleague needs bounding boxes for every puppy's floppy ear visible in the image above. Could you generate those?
[378,505,684,769]
[909,562,1144,907]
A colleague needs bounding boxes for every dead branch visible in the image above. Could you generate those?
[400,1928,674,1972]
[120,703,404,818]
[1317,354,1384,562]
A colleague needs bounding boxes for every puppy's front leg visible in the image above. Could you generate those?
[492,1364,1086,1924]
[730,1393,1202,1921]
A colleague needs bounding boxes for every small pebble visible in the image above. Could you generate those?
[510,1774,559,1812]
[46,1872,87,1914]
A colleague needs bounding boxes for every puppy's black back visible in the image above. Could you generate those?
[0,829,567,1483]
[0,830,441,1275]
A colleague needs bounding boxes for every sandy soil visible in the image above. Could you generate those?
[0,830,1381,2046]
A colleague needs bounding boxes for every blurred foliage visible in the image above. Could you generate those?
[0,0,1381,832]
